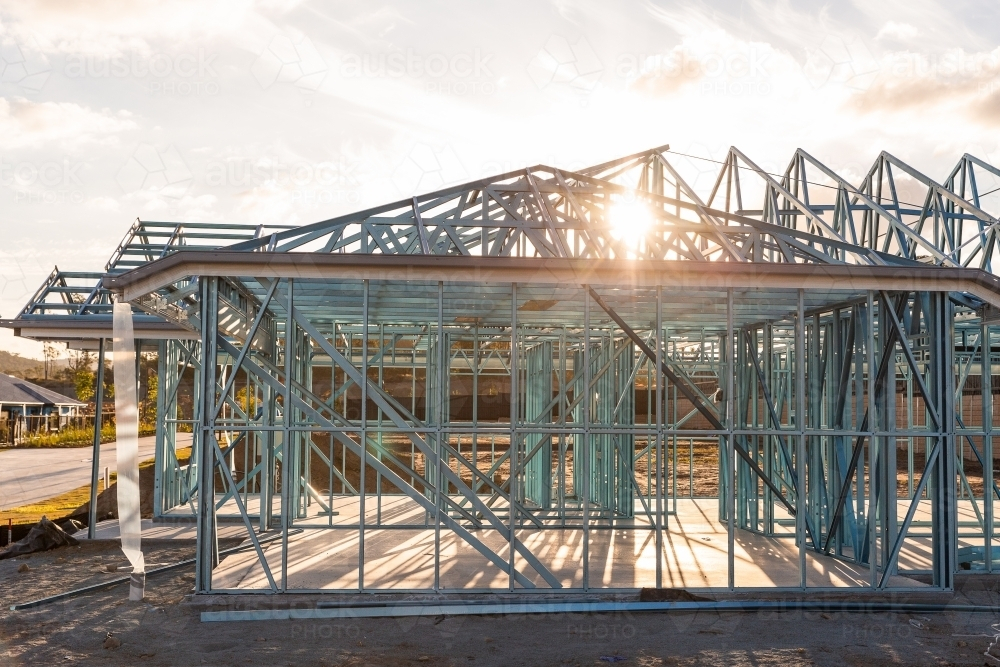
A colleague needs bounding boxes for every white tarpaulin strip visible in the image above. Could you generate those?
[113,300,145,600]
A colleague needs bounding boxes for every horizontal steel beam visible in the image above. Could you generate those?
[0,319,199,340]
[201,599,997,622]
[105,252,1000,309]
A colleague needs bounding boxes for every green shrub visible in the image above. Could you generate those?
[18,422,157,448]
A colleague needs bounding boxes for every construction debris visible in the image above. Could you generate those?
[0,517,78,560]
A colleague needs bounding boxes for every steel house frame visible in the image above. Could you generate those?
[9,144,1000,594]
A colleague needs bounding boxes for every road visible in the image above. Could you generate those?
[0,435,174,510]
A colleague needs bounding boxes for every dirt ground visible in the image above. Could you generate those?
[2,541,1000,666]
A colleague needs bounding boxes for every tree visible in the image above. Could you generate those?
[43,342,61,380]
[68,349,94,374]
[75,371,95,403]
[142,372,158,424]
[68,350,96,402]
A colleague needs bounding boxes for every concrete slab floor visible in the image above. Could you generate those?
[208,498,954,592]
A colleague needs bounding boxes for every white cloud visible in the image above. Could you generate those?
[0,34,52,92]
[0,97,135,150]
[250,29,327,92]
[116,143,192,194]
[1,1,256,56]
[876,21,921,42]
[85,195,120,211]
[234,181,307,226]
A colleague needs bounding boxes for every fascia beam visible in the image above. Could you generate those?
[104,252,1000,311]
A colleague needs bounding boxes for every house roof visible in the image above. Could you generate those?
[0,373,85,407]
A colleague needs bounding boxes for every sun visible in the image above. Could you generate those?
[607,197,655,253]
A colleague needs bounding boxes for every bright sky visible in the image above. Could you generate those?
[2,0,999,358]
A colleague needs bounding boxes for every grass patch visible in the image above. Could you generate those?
[8,423,157,449]
[0,475,116,527]
[0,448,189,527]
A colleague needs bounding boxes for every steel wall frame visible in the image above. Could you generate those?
[167,268,969,594]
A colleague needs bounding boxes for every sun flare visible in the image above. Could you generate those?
[608,197,655,252]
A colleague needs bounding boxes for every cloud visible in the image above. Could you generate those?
[851,78,947,114]
[234,181,307,226]
[85,196,120,211]
[527,34,603,93]
[875,21,920,42]
[848,47,1000,123]
[620,35,779,97]
[0,97,135,150]
[1,1,256,56]
[851,0,987,52]
[971,89,1000,127]
[634,3,1000,133]
[174,193,221,220]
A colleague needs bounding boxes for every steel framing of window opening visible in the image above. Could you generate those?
[103,253,1000,595]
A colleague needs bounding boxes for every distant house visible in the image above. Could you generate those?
[0,373,85,419]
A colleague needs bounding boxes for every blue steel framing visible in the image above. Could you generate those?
[8,145,1000,594]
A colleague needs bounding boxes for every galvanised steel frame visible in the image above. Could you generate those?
[11,144,1000,593]
[111,257,995,593]
[94,144,1000,596]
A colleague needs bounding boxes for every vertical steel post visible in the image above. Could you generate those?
[376,323,384,525]
[796,289,807,588]
[359,279,369,591]
[473,322,480,499]
[867,292,877,587]
[435,280,443,592]
[810,313,822,539]
[558,327,566,526]
[260,382,273,532]
[830,309,842,552]
[582,285,590,591]
[655,285,663,588]
[764,323,774,534]
[301,336,312,517]
[984,321,994,572]
[87,338,106,539]
[153,340,166,519]
[281,278,293,591]
[196,278,219,592]
[727,288,735,590]
[509,282,518,592]
[878,298,898,573]
[930,292,956,588]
